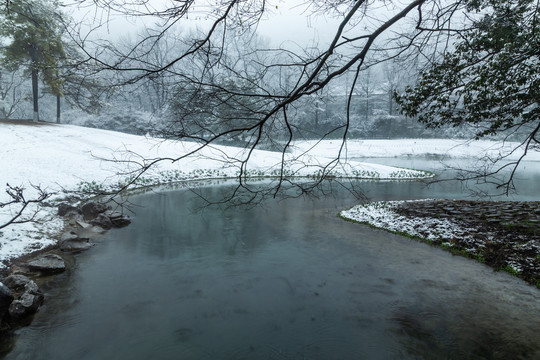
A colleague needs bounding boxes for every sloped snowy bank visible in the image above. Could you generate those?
[0,122,433,267]
[1,121,539,269]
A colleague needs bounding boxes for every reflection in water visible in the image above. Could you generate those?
[3,159,540,360]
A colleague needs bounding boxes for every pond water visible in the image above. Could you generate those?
[3,159,540,359]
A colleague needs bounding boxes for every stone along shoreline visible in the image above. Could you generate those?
[0,201,131,337]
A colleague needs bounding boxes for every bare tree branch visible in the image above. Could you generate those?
[0,183,52,230]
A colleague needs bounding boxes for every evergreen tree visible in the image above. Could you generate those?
[395,0,539,143]
[0,0,66,122]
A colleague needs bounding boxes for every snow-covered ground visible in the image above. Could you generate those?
[341,200,473,246]
[1,122,538,267]
[339,200,539,275]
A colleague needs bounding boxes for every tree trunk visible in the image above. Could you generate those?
[364,71,371,122]
[31,68,39,122]
[30,46,39,123]
[388,89,394,116]
[56,94,60,123]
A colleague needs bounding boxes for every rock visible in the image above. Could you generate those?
[90,213,113,230]
[0,283,14,318]
[9,293,44,320]
[60,231,79,242]
[8,280,44,320]
[87,226,107,234]
[3,275,30,292]
[24,281,41,295]
[75,220,92,229]
[57,203,80,217]
[105,211,131,228]
[60,238,93,252]
[81,202,110,220]
[26,254,66,274]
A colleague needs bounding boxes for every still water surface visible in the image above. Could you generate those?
[4,159,540,359]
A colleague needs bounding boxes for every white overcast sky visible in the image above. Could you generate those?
[67,0,345,46]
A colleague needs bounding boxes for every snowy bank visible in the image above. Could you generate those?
[340,199,540,287]
[1,122,431,267]
[2,122,538,268]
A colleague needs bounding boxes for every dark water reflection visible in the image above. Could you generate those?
[4,159,540,360]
